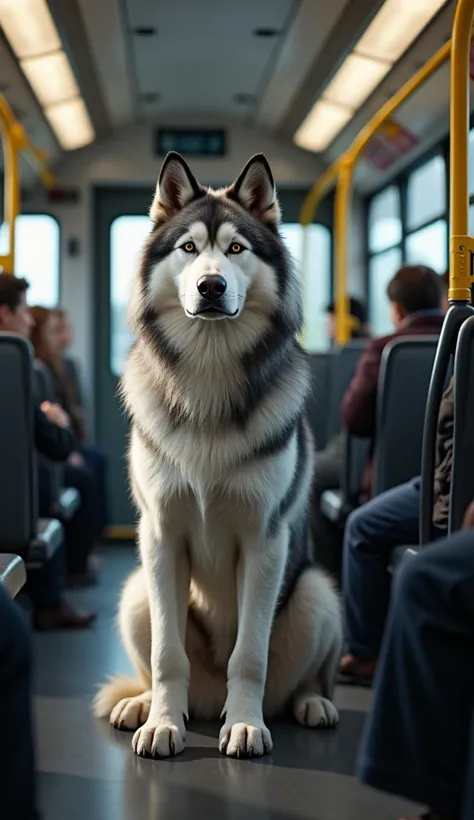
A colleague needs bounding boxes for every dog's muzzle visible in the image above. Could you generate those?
[188,275,238,317]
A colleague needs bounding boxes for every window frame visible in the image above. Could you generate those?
[14,210,62,306]
[365,140,450,325]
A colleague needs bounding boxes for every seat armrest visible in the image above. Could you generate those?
[0,554,26,597]
[26,518,63,569]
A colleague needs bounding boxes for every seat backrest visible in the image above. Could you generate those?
[450,315,474,532]
[373,336,438,496]
[306,352,333,450]
[0,333,36,551]
[325,341,368,443]
[341,430,371,506]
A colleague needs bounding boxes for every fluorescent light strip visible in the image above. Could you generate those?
[295,101,353,153]
[357,0,448,63]
[45,97,95,151]
[0,0,60,58]
[295,0,448,152]
[0,0,95,150]
[324,52,392,111]
[21,51,80,107]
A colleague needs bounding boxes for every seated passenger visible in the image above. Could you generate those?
[357,518,474,820]
[34,305,109,534]
[310,297,370,576]
[0,584,39,820]
[340,378,453,681]
[341,264,445,498]
[0,274,95,627]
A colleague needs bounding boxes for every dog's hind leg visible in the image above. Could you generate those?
[264,566,343,728]
[93,567,153,729]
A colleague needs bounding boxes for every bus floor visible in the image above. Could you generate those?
[33,546,421,820]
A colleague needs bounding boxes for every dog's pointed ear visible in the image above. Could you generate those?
[150,152,203,223]
[227,154,281,227]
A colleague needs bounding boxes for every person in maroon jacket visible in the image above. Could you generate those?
[339,264,446,683]
[341,264,445,496]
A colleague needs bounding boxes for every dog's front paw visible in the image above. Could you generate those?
[219,721,273,758]
[132,718,186,758]
[293,694,339,729]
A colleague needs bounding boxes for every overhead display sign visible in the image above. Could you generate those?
[364,120,419,171]
[156,129,226,157]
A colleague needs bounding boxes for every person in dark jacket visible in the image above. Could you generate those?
[340,378,453,682]
[0,273,95,627]
[341,264,445,499]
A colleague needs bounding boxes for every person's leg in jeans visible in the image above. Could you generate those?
[341,477,424,679]
[0,586,39,820]
[77,443,109,533]
[357,530,474,820]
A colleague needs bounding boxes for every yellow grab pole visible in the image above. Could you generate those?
[334,158,353,344]
[0,94,53,274]
[449,0,474,302]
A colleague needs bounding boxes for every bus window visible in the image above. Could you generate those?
[280,222,331,352]
[110,215,152,376]
[405,219,448,273]
[15,214,60,306]
[368,186,401,253]
[406,155,446,231]
[369,246,403,336]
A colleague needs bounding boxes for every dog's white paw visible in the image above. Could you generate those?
[132,718,186,758]
[294,694,339,729]
[219,721,273,758]
[110,693,152,731]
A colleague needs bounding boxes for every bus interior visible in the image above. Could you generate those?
[0,1,473,819]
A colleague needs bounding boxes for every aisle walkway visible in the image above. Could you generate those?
[34,546,420,820]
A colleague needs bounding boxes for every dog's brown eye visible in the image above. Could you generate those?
[229,243,243,254]
[183,241,196,253]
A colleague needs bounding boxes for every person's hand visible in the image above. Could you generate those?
[462,500,474,530]
[40,401,70,429]
[67,451,86,468]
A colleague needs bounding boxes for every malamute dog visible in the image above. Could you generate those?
[94,152,343,759]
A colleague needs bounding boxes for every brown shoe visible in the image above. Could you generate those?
[338,654,377,684]
[34,602,97,630]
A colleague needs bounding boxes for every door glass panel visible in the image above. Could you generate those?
[368,186,401,253]
[15,214,60,306]
[405,220,448,273]
[369,247,403,336]
[280,222,331,352]
[110,215,152,376]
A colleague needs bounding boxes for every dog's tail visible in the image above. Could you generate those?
[92,674,149,719]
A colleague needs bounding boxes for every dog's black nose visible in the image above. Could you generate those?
[197,274,227,302]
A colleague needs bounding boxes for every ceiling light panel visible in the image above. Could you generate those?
[324,53,392,111]
[0,0,61,58]
[45,97,95,150]
[294,100,352,153]
[21,51,80,107]
[356,0,448,63]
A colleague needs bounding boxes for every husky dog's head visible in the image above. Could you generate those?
[130,152,302,358]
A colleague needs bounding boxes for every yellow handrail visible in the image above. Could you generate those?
[0,93,54,274]
[450,0,474,302]
[299,35,464,344]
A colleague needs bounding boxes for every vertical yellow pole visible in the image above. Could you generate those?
[449,0,474,301]
[334,158,353,344]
